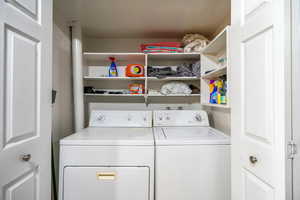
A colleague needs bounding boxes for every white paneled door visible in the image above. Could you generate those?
[0,0,52,200]
[231,0,291,200]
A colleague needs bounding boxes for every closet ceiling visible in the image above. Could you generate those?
[54,0,230,38]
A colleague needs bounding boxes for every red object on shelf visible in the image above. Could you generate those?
[129,84,144,94]
[141,42,182,48]
[141,42,182,53]
[126,64,144,77]
[109,57,116,62]
[142,49,183,53]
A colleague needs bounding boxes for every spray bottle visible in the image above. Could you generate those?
[108,57,118,77]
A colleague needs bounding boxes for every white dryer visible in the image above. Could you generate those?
[59,110,154,200]
[153,110,231,200]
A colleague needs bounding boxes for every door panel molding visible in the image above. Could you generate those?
[243,0,271,22]
[242,27,274,145]
[3,24,40,149]
[4,0,40,22]
[242,169,274,200]
[3,168,39,200]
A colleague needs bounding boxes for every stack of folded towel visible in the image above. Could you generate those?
[141,42,183,53]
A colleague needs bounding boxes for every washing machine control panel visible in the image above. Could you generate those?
[153,110,209,127]
[89,110,152,127]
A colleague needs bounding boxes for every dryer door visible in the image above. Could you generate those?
[63,166,149,200]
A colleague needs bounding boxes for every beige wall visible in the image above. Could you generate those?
[52,9,74,196]
[204,107,231,135]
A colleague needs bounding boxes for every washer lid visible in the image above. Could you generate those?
[154,127,230,145]
[60,127,154,146]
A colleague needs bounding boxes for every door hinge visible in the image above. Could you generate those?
[288,140,297,159]
[52,90,57,104]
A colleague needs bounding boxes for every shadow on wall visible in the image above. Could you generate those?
[52,8,74,199]
[205,107,231,135]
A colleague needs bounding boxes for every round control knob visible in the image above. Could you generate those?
[195,114,202,122]
[97,115,105,121]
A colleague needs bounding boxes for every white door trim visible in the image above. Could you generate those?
[291,0,300,199]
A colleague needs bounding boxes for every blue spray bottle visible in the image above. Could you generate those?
[108,57,118,77]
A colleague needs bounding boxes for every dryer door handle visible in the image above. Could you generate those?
[96,172,116,180]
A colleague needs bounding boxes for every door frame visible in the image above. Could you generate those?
[291,0,300,199]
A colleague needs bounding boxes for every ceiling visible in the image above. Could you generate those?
[54,0,230,39]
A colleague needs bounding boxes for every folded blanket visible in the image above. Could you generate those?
[141,42,182,48]
[147,66,177,78]
[143,49,183,53]
[147,61,201,78]
[144,46,181,50]
[160,82,192,95]
[141,42,183,53]
[177,61,201,77]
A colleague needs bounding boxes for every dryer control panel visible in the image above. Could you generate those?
[89,110,152,127]
[153,110,209,127]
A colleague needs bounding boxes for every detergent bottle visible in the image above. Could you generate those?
[108,57,118,77]
[216,80,223,104]
[220,80,227,104]
[209,80,218,104]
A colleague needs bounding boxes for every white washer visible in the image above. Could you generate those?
[59,110,154,200]
[153,110,231,200]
